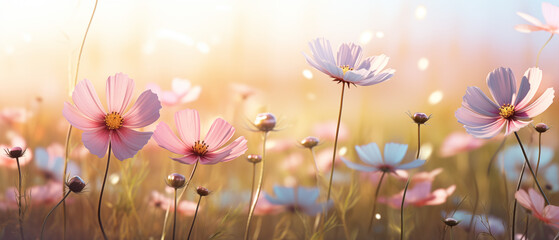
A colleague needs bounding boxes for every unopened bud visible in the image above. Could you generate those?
[247,154,262,164]
[5,147,25,159]
[196,186,210,196]
[411,112,431,124]
[254,113,276,132]
[300,136,319,149]
[443,218,460,227]
[166,173,186,189]
[535,123,550,133]
[66,176,86,193]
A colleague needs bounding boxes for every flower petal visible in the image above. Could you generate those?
[462,87,500,117]
[355,142,383,166]
[72,79,106,120]
[487,67,516,106]
[383,143,408,165]
[357,54,389,72]
[270,186,295,205]
[504,119,531,136]
[153,122,190,155]
[63,102,104,131]
[106,73,135,114]
[341,157,377,172]
[358,68,395,86]
[336,42,362,68]
[297,187,320,206]
[82,128,110,158]
[204,118,235,151]
[543,2,559,28]
[464,117,506,139]
[515,68,542,109]
[528,188,545,213]
[180,85,201,103]
[199,150,232,165]
[171,154,199,165]
[175,109,200,147]
[215,136,248,163]
[111,127,152,160]
[455,107,500,127]
[397,159,426,170]
[123,90,161,128]
[517,12,543,27]
[516,88,554,118]
[515,24,545,33]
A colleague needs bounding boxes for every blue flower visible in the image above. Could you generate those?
[35,146,80,181]
[499,145,556,191]
[265,186,332,215]
[342,142,425,173]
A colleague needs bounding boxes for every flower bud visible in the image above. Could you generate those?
[411,112,431,124]
[246,154,262,164]
[166,173,186,189]
[443,217,460,227]
[196,186,210,196]
[254,113,276,132]
[66,176,86,193]
[535,123,550,133]
[300,136,319,149]
[5,147,25,159]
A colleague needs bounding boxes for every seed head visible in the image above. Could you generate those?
[535,123,550,133]
[254,113,276,132]
[196,186,210,196]
[5,147,25,159]
[300,136,319,149]
[66,176,86,193]
[246,154,262,164]
[166,173,186,189]
[411,112,431,124]
[443,217,460,227]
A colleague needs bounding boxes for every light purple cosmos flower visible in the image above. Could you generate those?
[516,2,559,34]
[456,67,554,139]
[342,142,425,173]
[303,38,394,87]
[265,186,332,215]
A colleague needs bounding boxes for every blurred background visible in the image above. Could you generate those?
[1,0,559,239]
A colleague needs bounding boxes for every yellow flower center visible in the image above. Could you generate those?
[499,104,515,119]
[340,65,353,75]
[104,112,123,130]
[192,140,209,156]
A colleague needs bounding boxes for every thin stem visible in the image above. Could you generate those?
[161,160,199,240]
[416,124,421,159]
[247,162,257,218]
[16,157,24,240]
[310,148,321,189]
[467,156,479,240]
[173,189,177,240]
[512,161,527,240]
[535,133,542,177]
[244,132,268,240]
[41,191,71,240]
[63,2,98,238]
[514,132,549,204]
[187,196,203,240]
[98,144,111,240]
[536,33,554,67]
[522,216,529,240]
[401,177,411,240]
[326,83,346,204]
[449,227,454,240]
[62,125,72,240]
[368,171,386,233]
[486,136,507,176]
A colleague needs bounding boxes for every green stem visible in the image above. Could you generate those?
[416,124,420,159]
[514,132,549,204]
[244,132,268,240]
[368,171,386,233]
[449,227,454,240]
[535,133,542,177]
[41,191,71,240]
[536,33,554,67]
[187,196,203,240]
[98,144,111,240]
[401,177,411,240]
[512,161,527,240]
[326,83,346,208]
[16,157,24,240]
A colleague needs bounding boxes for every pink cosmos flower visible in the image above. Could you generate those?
[0,132,32,169]
[3,181,63,209]
[253,195,285,216]
[515,188,559,228]
[146,78,201,107]
[153,109,248,165]
[455,67,554,139]
[516,3,559,34]
[35,143,81,181]
[303,38,395,87]
[62,73,162,160]
[0,107,32,125]
[379,181,456,208]
[306,147,342,175]
[394,168,443,183]
[148,191,198,216]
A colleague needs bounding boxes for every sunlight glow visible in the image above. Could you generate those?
[375,214,381,220]
[360,31,374,44]
[418,57,429,71]
[339,146,348,156]
[375,31,385,39]
[302,69,313,79]
[415,6,427,20]
[419,143,433,160]
[428,91,444,105]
